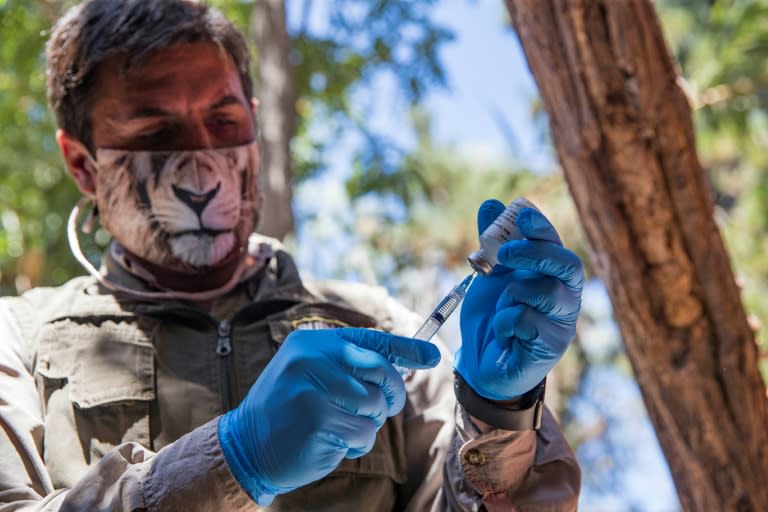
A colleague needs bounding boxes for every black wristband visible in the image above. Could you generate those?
[453,373,546,431]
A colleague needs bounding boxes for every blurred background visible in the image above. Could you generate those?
[2,1,767,510]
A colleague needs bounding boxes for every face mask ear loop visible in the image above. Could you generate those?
[67,196,114,288]
[82,204,98,234]
[67,197,251,302]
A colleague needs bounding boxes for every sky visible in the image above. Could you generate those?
[373,0,556,173]
[423,0,552,170]
[287,0,554,179]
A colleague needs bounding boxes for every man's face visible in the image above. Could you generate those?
[60,43,262,271]
[91,42,256,151]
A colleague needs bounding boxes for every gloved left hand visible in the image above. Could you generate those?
[218,327,440,505]
[456,199,584,400]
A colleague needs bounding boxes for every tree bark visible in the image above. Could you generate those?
[504,1,768,510]
[251,0,296,240]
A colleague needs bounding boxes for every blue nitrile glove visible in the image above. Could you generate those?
[218,327,440,505]
[456,199,583,400]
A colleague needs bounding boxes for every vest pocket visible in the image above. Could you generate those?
[35,316,156,487]
[270,415,408,512]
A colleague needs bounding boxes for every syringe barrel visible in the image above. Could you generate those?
[412,315,443,342]
[395,316,442,377]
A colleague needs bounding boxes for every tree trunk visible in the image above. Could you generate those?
[504,1,768,510]
[251,0,296,240]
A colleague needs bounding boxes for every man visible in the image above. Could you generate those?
[0,0,583,510]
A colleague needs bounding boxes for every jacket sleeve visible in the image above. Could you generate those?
[382,296,581,512]
[0,301,256,512]
[442,406,581,511]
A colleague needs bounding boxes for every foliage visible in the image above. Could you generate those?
[288,1,454,183]
[345,109,587,281]
[0,0,82,294]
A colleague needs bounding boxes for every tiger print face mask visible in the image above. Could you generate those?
[88,140,261,271]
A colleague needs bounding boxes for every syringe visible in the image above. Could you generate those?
[397,197,537,377]
[394,273,475,377]
[413,273,475,341]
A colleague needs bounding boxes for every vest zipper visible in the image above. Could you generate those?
[216,320,232,356]
[216,319,236,411]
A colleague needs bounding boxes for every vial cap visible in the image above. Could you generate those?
[467,252,493,275]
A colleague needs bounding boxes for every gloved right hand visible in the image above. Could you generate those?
[218,327,440,505]
[456,200,583,400]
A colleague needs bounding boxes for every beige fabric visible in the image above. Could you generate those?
[0,236,579,511]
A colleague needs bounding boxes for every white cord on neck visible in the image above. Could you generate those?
[67,197,248,302]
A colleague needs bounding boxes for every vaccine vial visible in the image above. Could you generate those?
[467,197,538,275]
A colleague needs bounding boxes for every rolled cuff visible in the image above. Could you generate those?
[144,417,260,512]
[447,404,581,511]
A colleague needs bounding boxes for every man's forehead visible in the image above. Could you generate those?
[92,43,248,117]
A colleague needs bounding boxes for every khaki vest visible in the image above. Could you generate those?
[5,250,409,511]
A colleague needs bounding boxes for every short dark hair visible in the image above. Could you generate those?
[46,0,253,151]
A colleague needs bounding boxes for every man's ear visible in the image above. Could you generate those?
[251,97,260,113]
[56,129,98,197]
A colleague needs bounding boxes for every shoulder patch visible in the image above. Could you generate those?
[291,315,351,330]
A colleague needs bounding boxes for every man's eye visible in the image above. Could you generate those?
[138,127,172,139]
[209,117,237,128]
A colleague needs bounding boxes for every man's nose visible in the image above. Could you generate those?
[183,119,214,150]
